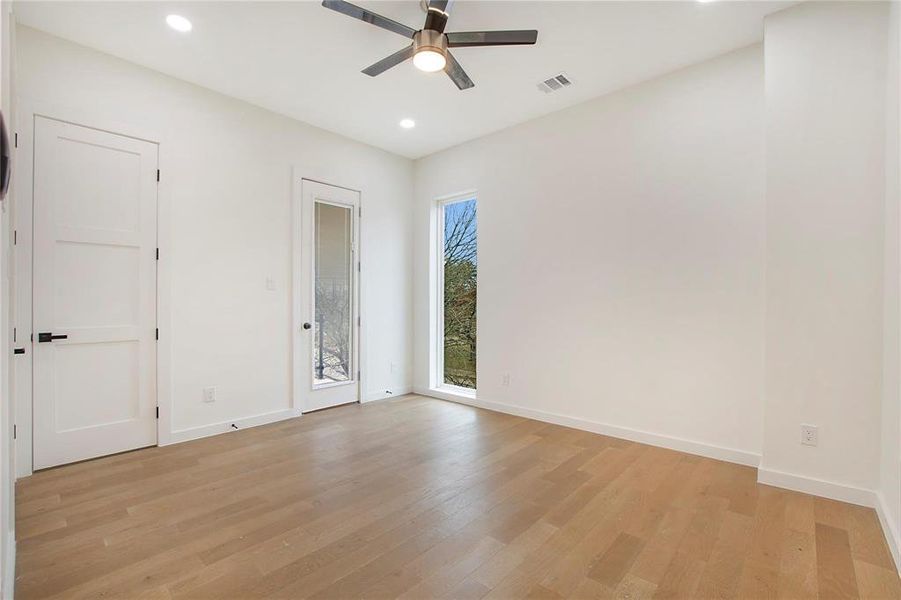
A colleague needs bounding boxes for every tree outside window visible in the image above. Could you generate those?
[443,198,477,389]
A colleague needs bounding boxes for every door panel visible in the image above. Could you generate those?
[297,180,360,412]
[33,117,158,469]
[54,341,140,431]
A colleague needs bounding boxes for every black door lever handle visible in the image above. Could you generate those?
[38,332,68,343]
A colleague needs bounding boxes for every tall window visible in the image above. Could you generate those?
[440,196,477,389]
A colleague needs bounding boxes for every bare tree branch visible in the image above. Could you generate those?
[443,200,477,388]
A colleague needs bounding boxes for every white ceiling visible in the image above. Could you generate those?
[14,0,793,159]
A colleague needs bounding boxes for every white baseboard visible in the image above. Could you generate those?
[4,530,15,600]
[165,408,303,445]
[875,490,901,573]
[757,467,876,508]
[413,388,760,468]
[362,386,412,403]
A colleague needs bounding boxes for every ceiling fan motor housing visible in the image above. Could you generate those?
[414,29,448,58]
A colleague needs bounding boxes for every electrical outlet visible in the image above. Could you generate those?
[265,277,276,291]
[801,424,818,446]
[203,387,217,403]
[502,373,510,386]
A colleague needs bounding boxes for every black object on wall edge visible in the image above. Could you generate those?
[0,110,10,200]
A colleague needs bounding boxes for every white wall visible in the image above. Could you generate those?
[414,45,766,464]
[761,1,889,499]
[881,0,901,571]
[14,26,414,448]
[0,2,13,596]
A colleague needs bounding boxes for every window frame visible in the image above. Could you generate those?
[435,191,478,394]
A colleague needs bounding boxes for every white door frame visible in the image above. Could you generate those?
[291,169,364,412]
[13,100,171,477]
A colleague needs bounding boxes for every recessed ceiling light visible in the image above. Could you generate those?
[399,119,416,129]
[166,14,193,33]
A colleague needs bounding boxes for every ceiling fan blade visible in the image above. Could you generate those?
[446,30,539,47]
[445,51,474,90]
[321,0,416,38]
[362,45,415,77]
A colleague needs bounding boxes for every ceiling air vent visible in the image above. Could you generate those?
[538,73,573,94]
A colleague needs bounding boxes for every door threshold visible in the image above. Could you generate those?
[301,400,360,414]
[33,443,157,473]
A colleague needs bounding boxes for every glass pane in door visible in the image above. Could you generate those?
[313,201,353,385]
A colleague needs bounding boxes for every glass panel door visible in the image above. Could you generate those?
[296,179,359,412]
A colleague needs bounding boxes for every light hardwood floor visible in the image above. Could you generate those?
[15,395,901,599]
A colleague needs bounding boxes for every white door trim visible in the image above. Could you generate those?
[13,99,172,477]
[291,168,364,413]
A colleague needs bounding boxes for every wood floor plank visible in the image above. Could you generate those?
[615,573,658,599]
[846,503,898,570]
[13,395,899,599]
[693,509,754,599]
[816,522,861,600]
[456,520,557,594]
[587,532,645,587]
[777,527,818,600]
[853,558,901,600]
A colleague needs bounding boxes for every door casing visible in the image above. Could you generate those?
[13,102,172,477]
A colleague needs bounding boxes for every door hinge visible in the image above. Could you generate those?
[13,230,16,245]
[14,133,17,148]
[357,316,360,327]
[357,370,361,380]
[156,407,159,419]
[156,248,159,260]
[358,261,361,272]
[13,425,16,440]
[13,327,16,342]
[155,328,159,340]
[156,169,160,182]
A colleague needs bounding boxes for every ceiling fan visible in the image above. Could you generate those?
[321,0,538,90]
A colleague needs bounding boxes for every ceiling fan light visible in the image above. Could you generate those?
[413,49,447,72]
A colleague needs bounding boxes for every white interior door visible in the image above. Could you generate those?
[296,179,360,412]
[33,116,158,469]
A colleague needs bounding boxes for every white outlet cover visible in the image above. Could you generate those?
[203,387,217,403]
[801,424,818,446]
